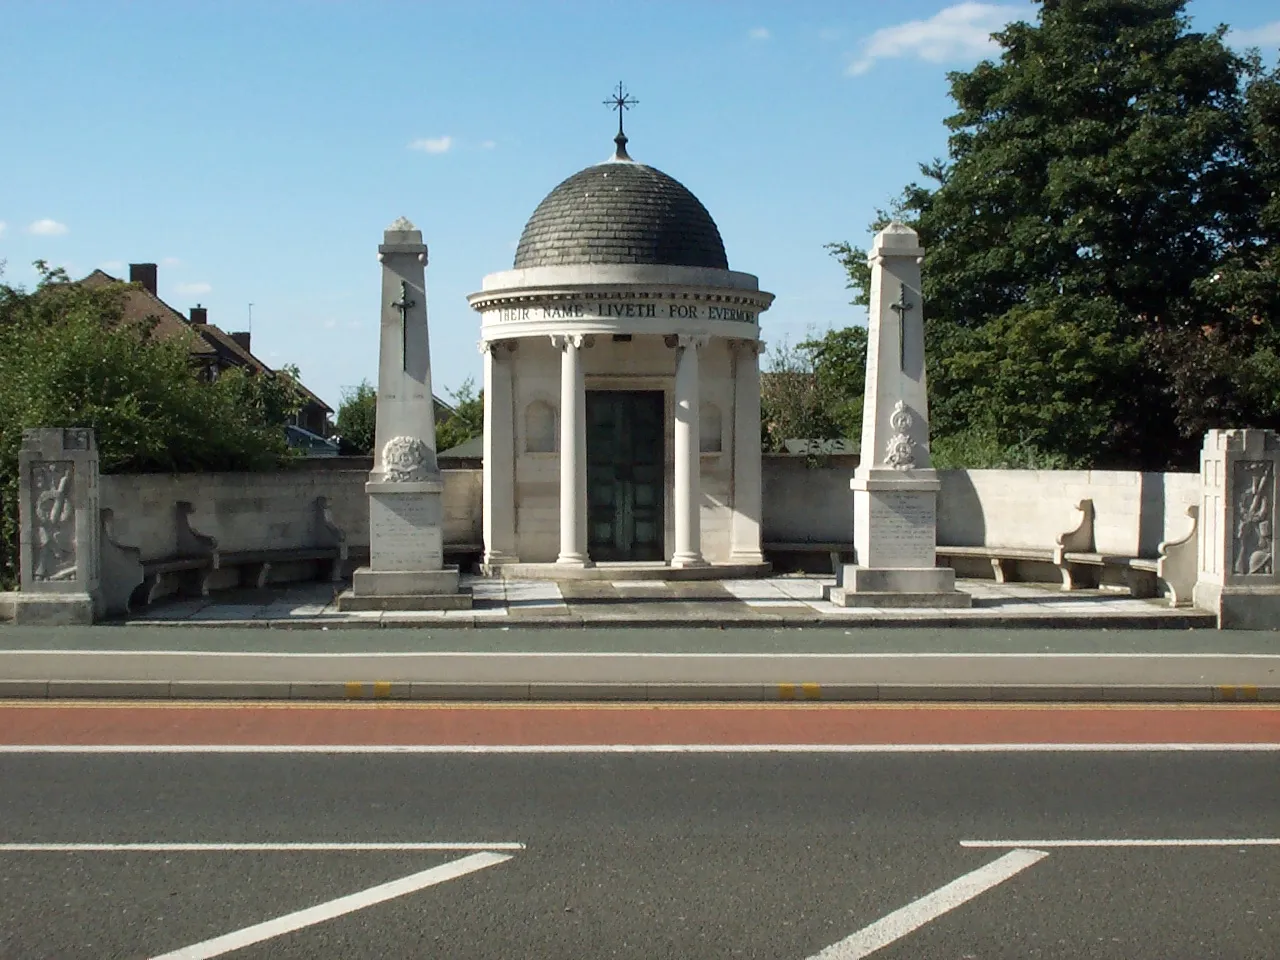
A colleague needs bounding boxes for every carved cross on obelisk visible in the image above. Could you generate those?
[391,280,415,371]
[889,283,913,372]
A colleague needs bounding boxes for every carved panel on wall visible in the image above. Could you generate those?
[525,400,557,453]
[1233,460,1275,576]
[30,461,77,581]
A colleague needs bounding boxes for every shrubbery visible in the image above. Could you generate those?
[0,264,300,588]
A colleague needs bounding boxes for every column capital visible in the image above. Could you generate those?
[729,338,764,355]
[550,334,594,351]
[478,339,517,355]
[667,333,710,350]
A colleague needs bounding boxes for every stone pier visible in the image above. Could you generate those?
[829,223,970,608]
[339,217,471,611]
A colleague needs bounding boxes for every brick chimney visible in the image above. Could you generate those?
[230,332,251,352]
[189,304,207,325]
[129,263,158,295]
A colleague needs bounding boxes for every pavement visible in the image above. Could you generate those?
[1,574,1277,703]
[114,574,1214,628]
[3,736,1279,958]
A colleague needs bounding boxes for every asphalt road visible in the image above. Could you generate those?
[2,751,1279,959]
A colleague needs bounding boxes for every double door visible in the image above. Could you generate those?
[586,391,664,562]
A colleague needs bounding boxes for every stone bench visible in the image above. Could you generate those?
[935,545,1057,583]
[763,541,853,575]
[103,497,348,614]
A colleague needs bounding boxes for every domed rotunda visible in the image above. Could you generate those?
[468,127,773,574]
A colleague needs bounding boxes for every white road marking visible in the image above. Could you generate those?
[807,848,1048,959]
[2,650,1276,658]
[147,850,510,960]
[0,743,1277,754]
[962,838,1280,848]
[0,841,523,852]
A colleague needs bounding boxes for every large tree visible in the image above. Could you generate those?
[830,0,1280,469]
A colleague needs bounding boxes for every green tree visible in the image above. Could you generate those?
[0,264,295,587]
[830,0,1280,469]
[335,380,377,455]
[760,327,868,451]
[435,377,484,453]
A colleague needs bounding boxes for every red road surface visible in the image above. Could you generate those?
[2,701,1280,746]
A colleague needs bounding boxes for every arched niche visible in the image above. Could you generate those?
[524,399,557,453]
[700,402,723,454]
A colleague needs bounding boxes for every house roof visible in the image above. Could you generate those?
[79,269,217,357]
[79,269,333,414]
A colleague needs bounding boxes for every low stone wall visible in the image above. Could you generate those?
[937,469,1199,557]
[760,460,1199,559]
[100,468,482,561]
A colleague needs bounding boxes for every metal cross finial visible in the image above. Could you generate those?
[889,283,914,372]
[391,280,416,371]
[604,82,638,159]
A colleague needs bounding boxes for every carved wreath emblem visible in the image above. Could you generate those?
[884,401,917,470]
[382,436,433,482]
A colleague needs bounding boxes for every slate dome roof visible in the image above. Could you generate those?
[513,157,728,270]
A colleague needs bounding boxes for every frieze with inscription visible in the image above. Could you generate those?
[489,301,759,325]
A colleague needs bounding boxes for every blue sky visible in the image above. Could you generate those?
[2,1,1277,412]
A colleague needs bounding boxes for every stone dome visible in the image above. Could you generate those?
[513,158,728,270]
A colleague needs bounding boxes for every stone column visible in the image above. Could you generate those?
[672,334,709,568]
[729,339,765,564]
[554,334,590,566]
[14,427,101,624]
[1193,428,1280,628]
[341,217,469,611]
[832,223,969,607]
[481,340,518,568]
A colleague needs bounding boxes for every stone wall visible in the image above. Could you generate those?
[99,468,482,562]
[759,461,1199,558]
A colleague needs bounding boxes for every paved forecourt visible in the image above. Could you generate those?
[3,718,1280,959]
[104,574,1213,628]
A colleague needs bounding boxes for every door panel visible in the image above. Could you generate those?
[586,391,664,562]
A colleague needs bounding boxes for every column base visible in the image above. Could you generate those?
[339,567,472,611]
[11,592,96,625]
[670,553,709,569]
[728,550,765,565]
[555,553,594,568]
[825,565,972,608]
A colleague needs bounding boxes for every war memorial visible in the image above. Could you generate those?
[4,95,1278,632]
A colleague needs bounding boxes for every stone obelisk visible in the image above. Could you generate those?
[829,223,970,607]
[339,217,471,611]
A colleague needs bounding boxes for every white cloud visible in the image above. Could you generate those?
[100,260,125,272]
[322,318,337,330]
[480,139,497,150]
[175,281,212,296]
[162,256,182,266]
[847,3,1027,76]
[1229,21,1280,48]
[0,221,6,237]
[748,27,771,41]
[409,135,453,154]
[28,218,68,236]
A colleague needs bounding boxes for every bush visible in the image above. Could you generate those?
[0,265,295,588]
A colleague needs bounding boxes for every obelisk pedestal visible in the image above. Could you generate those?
[339,217,471,611]
[828,223,970,608]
